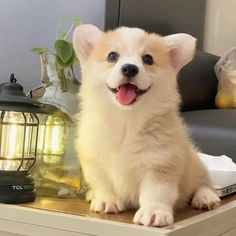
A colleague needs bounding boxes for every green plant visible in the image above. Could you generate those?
[31,17,81,69]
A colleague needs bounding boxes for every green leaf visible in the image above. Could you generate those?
[31,47,48,54]
[73,17,82,25]
[56,54,75,68]
[74,57,80,65]
[55,39,73,63]
[72,49,80,65]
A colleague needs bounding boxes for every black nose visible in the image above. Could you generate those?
[121,64,139,78]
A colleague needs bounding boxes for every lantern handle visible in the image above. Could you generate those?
[10,73,17,83]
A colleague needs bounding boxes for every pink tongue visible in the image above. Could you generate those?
[116,84,137,105]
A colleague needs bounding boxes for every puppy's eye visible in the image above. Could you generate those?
[107,51,119,62]
[142,54,154,65]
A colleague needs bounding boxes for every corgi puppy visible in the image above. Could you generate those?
[73,25,220,227]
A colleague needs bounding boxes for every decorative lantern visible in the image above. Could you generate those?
[0,74,55,203]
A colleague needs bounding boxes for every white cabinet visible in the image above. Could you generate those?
[0,197,235,236]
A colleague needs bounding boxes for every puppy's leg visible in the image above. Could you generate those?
[133,172,178,227]
[83,164,126,214]
[191,186,220,210]
[85,189,95,202]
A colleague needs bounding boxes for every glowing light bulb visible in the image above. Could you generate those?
[0,112,24,170]
[8,123,17,157]
[36,112,68,164]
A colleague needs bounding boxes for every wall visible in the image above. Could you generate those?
[204,0,236,56]
[0,0,105,92]
[1,0,236,93]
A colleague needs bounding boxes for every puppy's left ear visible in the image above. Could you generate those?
[73,24,103,63]
[164,33,196,72]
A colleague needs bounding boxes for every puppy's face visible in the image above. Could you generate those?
[73,25,196,110]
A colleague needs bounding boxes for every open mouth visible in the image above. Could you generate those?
[108,83,150,105]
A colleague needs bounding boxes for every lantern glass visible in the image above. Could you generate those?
[0,110,39,171]
[37,112,68,163]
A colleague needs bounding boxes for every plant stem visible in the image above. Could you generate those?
[40,53,49,84]
[56,18,63,39]
[64,23,75,40]
[70,65,77,83]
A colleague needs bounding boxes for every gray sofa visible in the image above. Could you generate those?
[179,51,236,162]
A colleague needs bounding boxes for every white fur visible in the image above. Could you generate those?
[73,24,102,63]
[73,25,220,227]
[191,186,220,210]
[165,33,197,72]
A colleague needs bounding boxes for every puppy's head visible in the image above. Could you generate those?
[73,25,196,111]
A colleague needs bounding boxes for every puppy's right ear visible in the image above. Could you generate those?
[73,24,102,62]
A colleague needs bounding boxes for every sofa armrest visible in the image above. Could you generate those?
[178,51,220,112]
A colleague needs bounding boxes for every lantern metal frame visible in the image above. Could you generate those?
[0,74,56,203]
[0,111,39,171]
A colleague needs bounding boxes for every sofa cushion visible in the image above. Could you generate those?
[182,109,236,162]
[178,51,220,112]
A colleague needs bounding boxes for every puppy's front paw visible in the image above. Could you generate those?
[191,186,221,210]
[133,205,174,227]
[86,189,95,202]
[90,198,126,214]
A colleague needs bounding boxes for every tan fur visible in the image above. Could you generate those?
[73,25,220,227]
[92,31,170,68]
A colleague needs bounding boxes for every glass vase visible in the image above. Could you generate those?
[30,53,86,199]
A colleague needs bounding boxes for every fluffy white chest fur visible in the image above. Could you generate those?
[73,24,220,227]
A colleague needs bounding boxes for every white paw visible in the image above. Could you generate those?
[133,205,174,227]
[86,189,95,202]
[191,186,221,210]
[90,198,126,214]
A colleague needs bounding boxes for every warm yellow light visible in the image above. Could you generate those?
[0,112,24,170]
[8,123,17,157]
[37,112,68,163]
[44,123,63,154]
[2,124,18,170]
[37,124,46,153]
